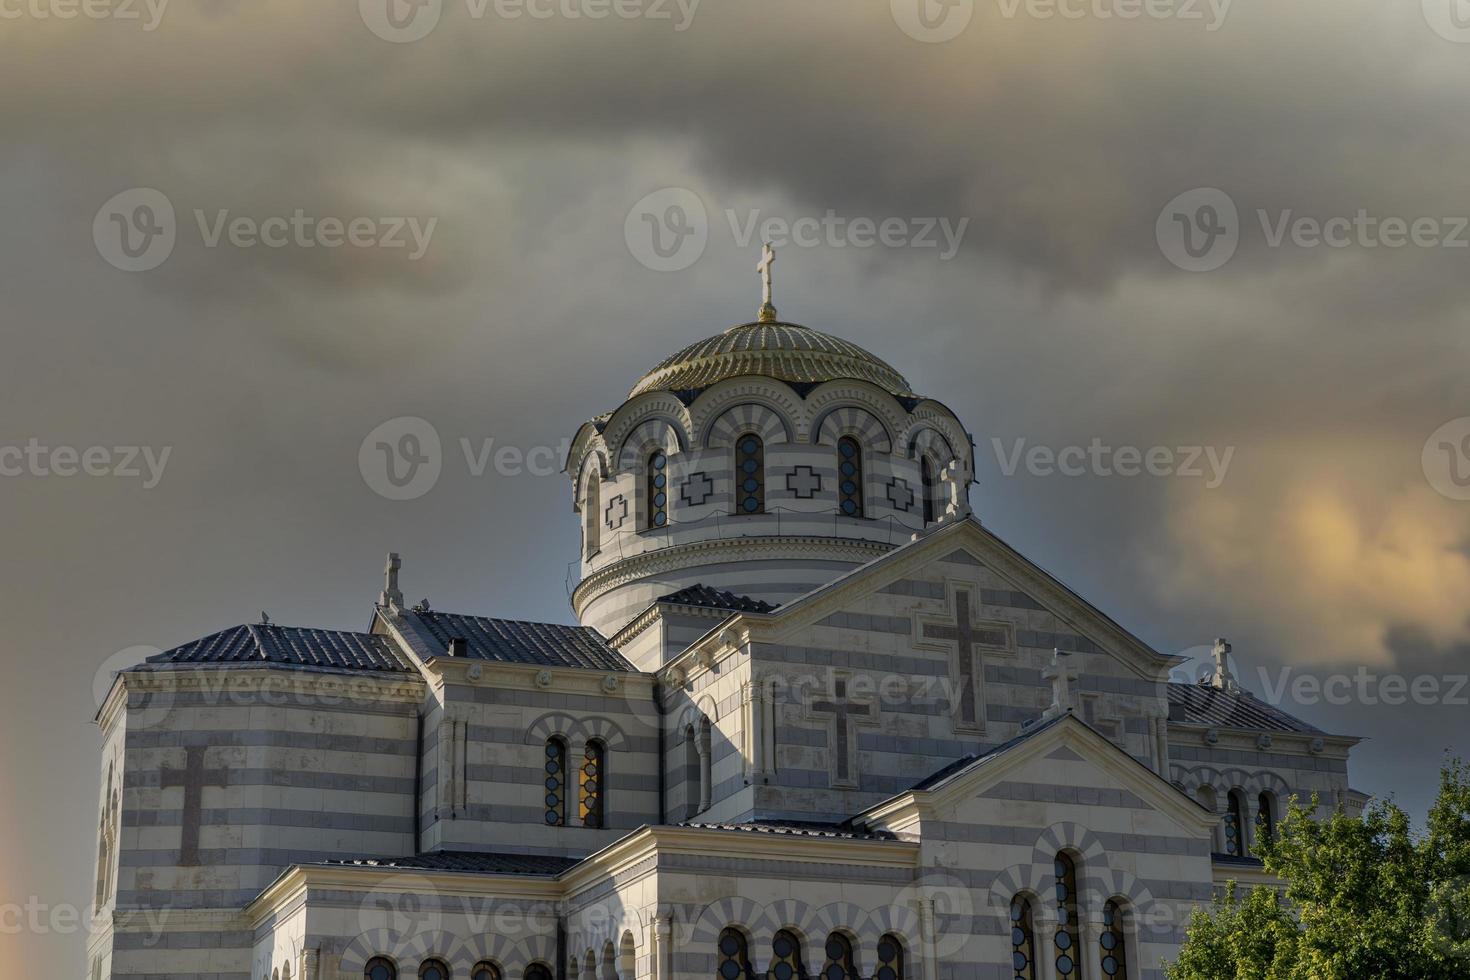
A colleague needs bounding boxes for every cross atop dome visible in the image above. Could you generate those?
[756,242,778,323]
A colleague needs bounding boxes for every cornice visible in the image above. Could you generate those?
[427,658,655,694]
[113,666,426,703]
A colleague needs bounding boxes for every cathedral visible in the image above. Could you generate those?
[90,262,1367,980]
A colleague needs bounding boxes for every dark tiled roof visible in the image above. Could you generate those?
[403,609,633,672]
[144,624,413,672]
[908,712,1070,792]
[680,819,897,841]
[1168,683,1323,734]
[324,851,582,875]
[657,584,777,614]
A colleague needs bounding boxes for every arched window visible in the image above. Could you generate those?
[819,933,857,980]
[1225,790,1247,856]
[735,435,765,515]
[580,739,605,828]
[1010,897,1037,980]
[472,963,500,980]
[419,960,450,980]
[584,475,601,559]
[544,737,567,826]
[1100,900,1129,979]
[365,960,397,980]
[683,724,700,819]
[767,930,804,980]
[646,451,669,529]
[920,456,936,524]
[874,934,904,980]
[282,965,292,980]
[1257,791,1277,845]
[1054,853,1081,980]
[717,927,752,980]
[525,964,553,980]
[837,437,864,518]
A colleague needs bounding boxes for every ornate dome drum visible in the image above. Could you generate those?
[566,309,975,653]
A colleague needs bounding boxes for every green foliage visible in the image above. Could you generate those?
[1165,759,1470,980]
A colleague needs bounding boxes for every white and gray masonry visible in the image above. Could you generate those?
[89,303,1366,980]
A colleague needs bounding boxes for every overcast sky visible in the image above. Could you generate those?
[4,0,1470,972]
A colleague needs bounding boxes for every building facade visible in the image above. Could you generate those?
[89,299,1366,980]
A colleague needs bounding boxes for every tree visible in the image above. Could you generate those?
[1166,759,1470,979]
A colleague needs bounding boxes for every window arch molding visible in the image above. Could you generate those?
[524,962,554,980]
[811,404,895,455]
[418,958,450,980]
[873,932,905,980]
[471,962,501,980]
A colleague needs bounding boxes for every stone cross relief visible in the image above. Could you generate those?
[159,745,227,867]
[918,588,1011,734]
[808,675,879,787]
[1042,648,1081,722]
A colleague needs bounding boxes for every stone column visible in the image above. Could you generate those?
[696,724,712,813]
[654,909,673,980]
[916,897,939,980]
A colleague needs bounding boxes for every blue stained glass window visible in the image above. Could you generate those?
[544,739,566,825]
[767,930,802,980]
[419,960,449,980]
[646,452,669,530]
[1055,855,1081,979]
[836,438,864,518]
[875,934,903,980]
[472,964,499,980]
[735,436,764,515]
[718,928,750,980]
[1100,900,1128,977]
[366,959,396,980]
[1010,898,1036,980]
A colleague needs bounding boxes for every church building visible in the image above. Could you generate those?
[90,259,1368,980]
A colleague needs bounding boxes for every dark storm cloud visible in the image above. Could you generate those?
[3,0,1469,972]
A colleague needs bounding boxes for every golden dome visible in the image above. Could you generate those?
[629,321,914,398]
